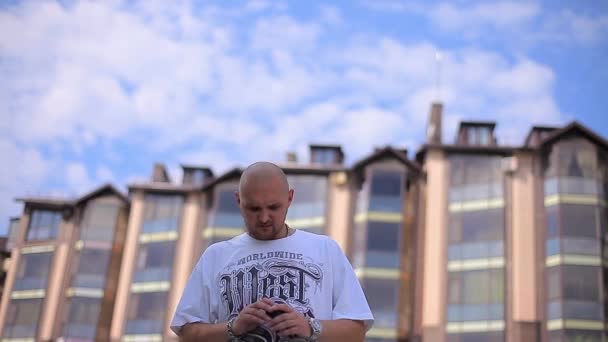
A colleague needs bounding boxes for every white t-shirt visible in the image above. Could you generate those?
[171,230,374,339]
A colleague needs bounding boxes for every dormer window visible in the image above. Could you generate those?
[469,126,491,145]
[181,166,213,185]
[309,145,344,166]
[457,122,496,146]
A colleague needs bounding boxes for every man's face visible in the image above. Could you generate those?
[236,178,294,241]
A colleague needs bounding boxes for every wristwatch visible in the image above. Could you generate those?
[307,317,322,341]
[226,316,241,340]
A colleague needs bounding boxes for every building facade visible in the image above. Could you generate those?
[0,103,607,342]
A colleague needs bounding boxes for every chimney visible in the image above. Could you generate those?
[151,163,171,183]
[286,152,297,163]
[426,102,443,144]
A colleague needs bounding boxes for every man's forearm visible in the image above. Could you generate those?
[319,319,365,342]
[180,322,229,342]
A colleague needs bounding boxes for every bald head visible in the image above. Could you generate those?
[238,161,289,194]
[236,161,294,240]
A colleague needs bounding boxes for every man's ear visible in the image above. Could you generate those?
[234,191,241,205]
[287,189,294,204]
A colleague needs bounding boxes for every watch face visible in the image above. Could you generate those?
[310,318,322,339]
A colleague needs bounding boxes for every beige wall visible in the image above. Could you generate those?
[0,249,20,337]
[421,149,448,336]
[110,191,144,340]
[39,241,69,339]
[327,171,351,250]
[165,192,200,338]
[0,210,30,337]
[510,152,538,322]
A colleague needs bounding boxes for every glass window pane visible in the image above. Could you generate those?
[366,221,399,252]
[217,191,239,213]
[562,265,600,302]
[546,205,559,238]
[370,171,402,197]
[27,210,61,241]
[142,195,183,233]
[125,292,168,334]
[460,209,503,242]
[561,204,597,239]
[137,241,176,269]
[363,279,399,328]
[547,266,561,299]
[80,203,119,241]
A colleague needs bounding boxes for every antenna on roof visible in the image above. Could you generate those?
[434,51,443,102]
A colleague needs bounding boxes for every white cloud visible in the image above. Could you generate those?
[320,5,342,26]
[360,1,608,46]
[540,10,608,45]
[432,2,539,32]
[251,15,321,52]
[96,166,115,183]
[66,162,94,193]
[0,139,52,225]
[359,0,425,13]
[0,0,572,226]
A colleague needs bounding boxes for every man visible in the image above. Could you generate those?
[171,162,373,341]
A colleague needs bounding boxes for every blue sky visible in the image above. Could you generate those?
[1,0,607,232]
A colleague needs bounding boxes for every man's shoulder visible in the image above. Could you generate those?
[294,230,338,248]
[202,233,246,256]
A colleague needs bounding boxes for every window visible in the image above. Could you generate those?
[547,267,561,300]
[66,298,101,324]
[142,195,183,233]
[555,138,597,178]
[370,171,402,197]
[563,329,603,342]
[77,249,111,274]
[80,203,119,241]
[447,332,504,342]
[447,270,504,322]
[133,241,176,282]
[560,204,598,239]
[137,241,175,269]
[287,176,327,220]
[366,221,400,252]
[3,299,43,338]
[7,218,19,249]
[449,156,502,187]
[546,205,559,238]
[467,126,492,146]
[311,149,337,165]
[13,253,53,290]
[562,265,601,302]
[217,191,239,213]
[449,209,503,244]
[363,278,399,328]
[184,169,206,185]
[208,189,242,229]
[26,210,61,241]
[125,292,168,334]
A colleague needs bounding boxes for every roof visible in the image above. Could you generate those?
[75,183,129,205]
[352,146,421,172]
[201,167,243,191]
[180,164,214,173]
[14,197,74,208]
[539,121,608,151]
[415,143,531,162]
[523,125,560,146]
[128,182,202,194]
[459,120,496,128]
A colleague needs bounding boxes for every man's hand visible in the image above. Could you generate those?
[231,298,275,336]
[266,302,311,338]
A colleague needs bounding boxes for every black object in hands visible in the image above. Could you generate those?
[268,309,286,318]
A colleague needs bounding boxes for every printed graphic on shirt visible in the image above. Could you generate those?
[220,251,323,342]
